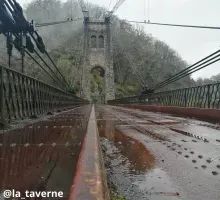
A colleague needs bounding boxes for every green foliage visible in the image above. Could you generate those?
[112,22,194,93]
[114,196,126,200]
[116,84,139,98]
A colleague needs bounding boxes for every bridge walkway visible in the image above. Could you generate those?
[1,104,220,200]
[97,105,220,200]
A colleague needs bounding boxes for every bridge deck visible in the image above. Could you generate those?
[1,104,220,200]
[98,105,220,200]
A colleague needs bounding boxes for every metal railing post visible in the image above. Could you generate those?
[0,66,5,127]
[207,85,211,108]
[184,89,187,107]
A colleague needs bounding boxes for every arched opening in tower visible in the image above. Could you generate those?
[98,35,104,48]
[90,66,105,103]
[91,35,97,48]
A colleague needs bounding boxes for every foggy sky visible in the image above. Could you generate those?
[18,0,220,80]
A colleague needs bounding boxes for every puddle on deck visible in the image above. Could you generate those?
[0,105,91,198]
[98,119,181,200]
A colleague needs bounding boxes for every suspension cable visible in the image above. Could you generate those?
[75,36,84,81]
[33,49,68,89]
[115,47,123,84]
[36,18,83,27]
[154,56,220,90]
[115,26,149,86]
[153,49,220,90]
[29,32,70,89]
[25,50,64,88]
[78,0,87,16]
[71,0,74,20]
[115,35,147,88]
[44,51,71,87]
[127,20,220,30]
[110,0,127,15]
[147,0,150,22]
[1,0,70,90]
[108,0,113,11]
[22,31,69,90]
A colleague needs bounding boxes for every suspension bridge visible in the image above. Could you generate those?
[1,0,220,199]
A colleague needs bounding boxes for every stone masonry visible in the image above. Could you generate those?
[81,16,115,102]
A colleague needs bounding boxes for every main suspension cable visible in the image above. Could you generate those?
[127,20,220,30]
[109,0,127,15]
[36,18,83,27]
[108,0,113,11]
[78,0,87,15]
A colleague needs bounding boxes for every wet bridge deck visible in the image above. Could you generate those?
[98,105,220,200]
[1,104,220,200]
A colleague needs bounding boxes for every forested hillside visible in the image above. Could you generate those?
[0,0,199,98]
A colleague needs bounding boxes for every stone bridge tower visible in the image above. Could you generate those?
[81,16,115,102]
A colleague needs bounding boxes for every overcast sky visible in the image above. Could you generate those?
[18,0,220,80]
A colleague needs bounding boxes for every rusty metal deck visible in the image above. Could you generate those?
[98,105,220,200]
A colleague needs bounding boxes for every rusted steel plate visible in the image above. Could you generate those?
[0,106,90,198]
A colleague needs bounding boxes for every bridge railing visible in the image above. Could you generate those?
[108,82,220,109]
[0,65,89,126]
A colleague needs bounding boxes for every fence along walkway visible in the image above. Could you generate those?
[0,65,88,126]
[108,82,220,109]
